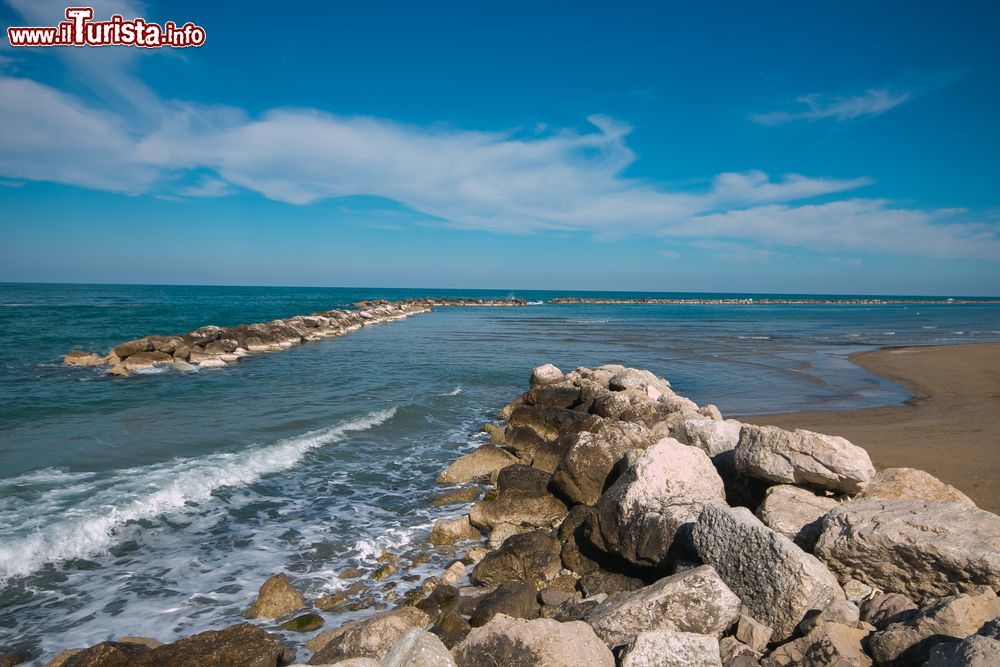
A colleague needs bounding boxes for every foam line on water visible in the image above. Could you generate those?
[0,408,397,581]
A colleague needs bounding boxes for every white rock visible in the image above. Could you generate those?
[452,614,614,667]
[675,419,743,457]
[756,485,839,551]
[381,628,455,667]
[621,629,722,667]
[531,364,564,387]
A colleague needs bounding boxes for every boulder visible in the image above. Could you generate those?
[551,422,656,506]
[693,504,844,640]
[307,608,430,663]
[584,565,741,649]
[926,635,1000,667]
[797,599,862,635]
[431,487,480,507]
[856,468,976,507]
[280,613,324,632]
[430,609,472,649]
[122,350,173,370]
[620,629,722,667]
[382,629,456,667]
[595,438,726,567]
[469,580,540,626]
[472,529,562,588]
[112,338,152,359]
[978,618,1000,640]
[452,614,614,667]
[531,364,565,387]
[735,612,773,652]
[755,485,839,552]
[468,481,567,531]
[430,515,480,546]
[436,446,519,484]
[719,637,761,665]
[128,623,282,667]
[735,425,875,493]
[761,621,872,667]
[495,464,552,495]
[62,642,151,666]
[814,500,1000,601]
[867,587,1000,667]
[675,419,743,457]
[247,573,304,619]
[859,593,918,630]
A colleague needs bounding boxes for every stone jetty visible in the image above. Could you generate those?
[30,362,1000,667]
[62,298,526,377]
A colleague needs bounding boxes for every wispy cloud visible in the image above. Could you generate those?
[750,88,911,125]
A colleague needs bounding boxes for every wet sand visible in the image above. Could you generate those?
[742,343,1000,513]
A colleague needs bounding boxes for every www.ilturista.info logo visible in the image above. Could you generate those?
[7,7,206,48]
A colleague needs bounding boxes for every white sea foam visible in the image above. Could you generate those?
[441,386,462,396]
[526,300,544,305]
[0,408,396,581]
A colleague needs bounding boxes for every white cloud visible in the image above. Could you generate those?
[750,89,911,125]
[668,200,1000,260]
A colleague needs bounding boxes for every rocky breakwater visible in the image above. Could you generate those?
[24,362,1000,667]
[62,298,527,377]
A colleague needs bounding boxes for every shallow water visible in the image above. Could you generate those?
[2,283,999,662]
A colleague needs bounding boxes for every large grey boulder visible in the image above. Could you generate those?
[584,565,740,649]
[621,629,722,667]
[595,438,726,567]
[381,629,455,667]
[755,485,839,552]
[867,587,1000,667]
[926,635,1000,667]
[452,614,614,667]
[551,422,656,506]
[735,425,874,493]
[693,503,844,640]
[814,500,1000,601]
[675,419,743,457]
[856,467,976,507]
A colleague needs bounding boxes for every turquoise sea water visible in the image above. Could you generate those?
[2,283,1000,662]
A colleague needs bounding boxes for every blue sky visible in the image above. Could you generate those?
[1,1,998,295]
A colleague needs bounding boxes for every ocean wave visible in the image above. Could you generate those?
[736,335,771,340]
[439,386,462,396]
[0,408,396,581]
[526,300,544,305]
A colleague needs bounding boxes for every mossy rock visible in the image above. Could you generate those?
[280,613,324,633]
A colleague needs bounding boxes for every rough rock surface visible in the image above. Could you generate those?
[381,628,456,667]
[307,608,430,664]
[472,529,562,589]
[761,621,872,667]
[452,614,614,667]
[925,634,1000,667]
[584,565,741,649]
[468,467,568,530]
[814,500,1000,601]
[756,485,839,552]
[595,438,726,566]
[620,629,722,667]
[859,592,918,630]
[98,623,282,667]
[693,503,844,640]
[856,467,976,507]
[531,364,565,387]
[469,580,540,626]
[247,573,304,619]
[675,419,743,457]
[436,445,519,484]
[735,425,875,493]
[430,515,480,546]
[551,423,655,506]
[867,588,1000,667]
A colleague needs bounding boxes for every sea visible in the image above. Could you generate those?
[2,283,1000,662]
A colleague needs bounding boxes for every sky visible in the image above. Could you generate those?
[0,1,998,295]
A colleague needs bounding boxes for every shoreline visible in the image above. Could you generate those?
[742,342,1000,513]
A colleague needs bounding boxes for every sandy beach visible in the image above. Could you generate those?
[744,342,1000,513]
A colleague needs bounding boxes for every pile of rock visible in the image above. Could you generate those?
[63,298,528,377]
[31,363,1000,667]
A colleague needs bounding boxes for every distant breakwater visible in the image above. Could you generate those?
[549,297,1000,305]
[63,298,527,377]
